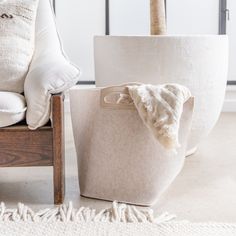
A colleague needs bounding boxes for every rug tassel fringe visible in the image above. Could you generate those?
[0,201,176,223]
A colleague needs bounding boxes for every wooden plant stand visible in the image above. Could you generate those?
[0,94,65,205]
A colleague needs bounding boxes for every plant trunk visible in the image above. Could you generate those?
[150,0,166,35]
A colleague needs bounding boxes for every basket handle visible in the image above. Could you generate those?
[100,83,141,109]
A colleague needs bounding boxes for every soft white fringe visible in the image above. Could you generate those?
[0,201,176,223]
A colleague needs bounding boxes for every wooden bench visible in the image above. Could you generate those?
[0,94,65,204]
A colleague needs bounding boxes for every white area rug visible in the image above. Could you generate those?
[0,202,235,236]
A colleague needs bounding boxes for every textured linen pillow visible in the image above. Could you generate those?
[24,0,80,129]
[0,0,39,93]
[0,91,26,127]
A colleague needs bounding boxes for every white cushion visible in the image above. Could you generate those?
[24,0,80,129]
[0,0,39,93]
[0,92,26,127]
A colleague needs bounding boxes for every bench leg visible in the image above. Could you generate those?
[52,94,65,205]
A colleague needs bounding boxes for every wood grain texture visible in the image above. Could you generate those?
[150,0,166,35]
[0,94,65,205]
[52,94,65,205]
[0,126,53,167]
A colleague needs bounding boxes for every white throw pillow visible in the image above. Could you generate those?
[0,92,26,127]
[24,0,80,129]
[0,0,39,93]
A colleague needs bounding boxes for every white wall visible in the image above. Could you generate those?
[56,0,105,81]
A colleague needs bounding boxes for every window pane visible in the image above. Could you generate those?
[56,0,105,82]
[167,0,219,34]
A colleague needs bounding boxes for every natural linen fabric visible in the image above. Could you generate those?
[0,91,26,127]
[0,0,39,93]
[24,0,80,129]
[126,84,191,150]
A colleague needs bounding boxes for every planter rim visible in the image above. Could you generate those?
[95,35,228,39]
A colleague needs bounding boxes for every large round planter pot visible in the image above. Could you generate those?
[94,35,228,155]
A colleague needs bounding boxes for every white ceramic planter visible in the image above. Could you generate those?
[94,35,228,155]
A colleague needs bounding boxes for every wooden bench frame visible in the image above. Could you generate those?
[0,94,65,205]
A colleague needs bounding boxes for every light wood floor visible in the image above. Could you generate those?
[0,112,235,222]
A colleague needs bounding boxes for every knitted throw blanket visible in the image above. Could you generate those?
[118,84,191,150]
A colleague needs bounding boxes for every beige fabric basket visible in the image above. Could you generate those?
[70,85,194,206]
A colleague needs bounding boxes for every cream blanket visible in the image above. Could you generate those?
[118,84,191,150]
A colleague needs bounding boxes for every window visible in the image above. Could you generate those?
[55,0,234,85]
[221,0,236,84]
